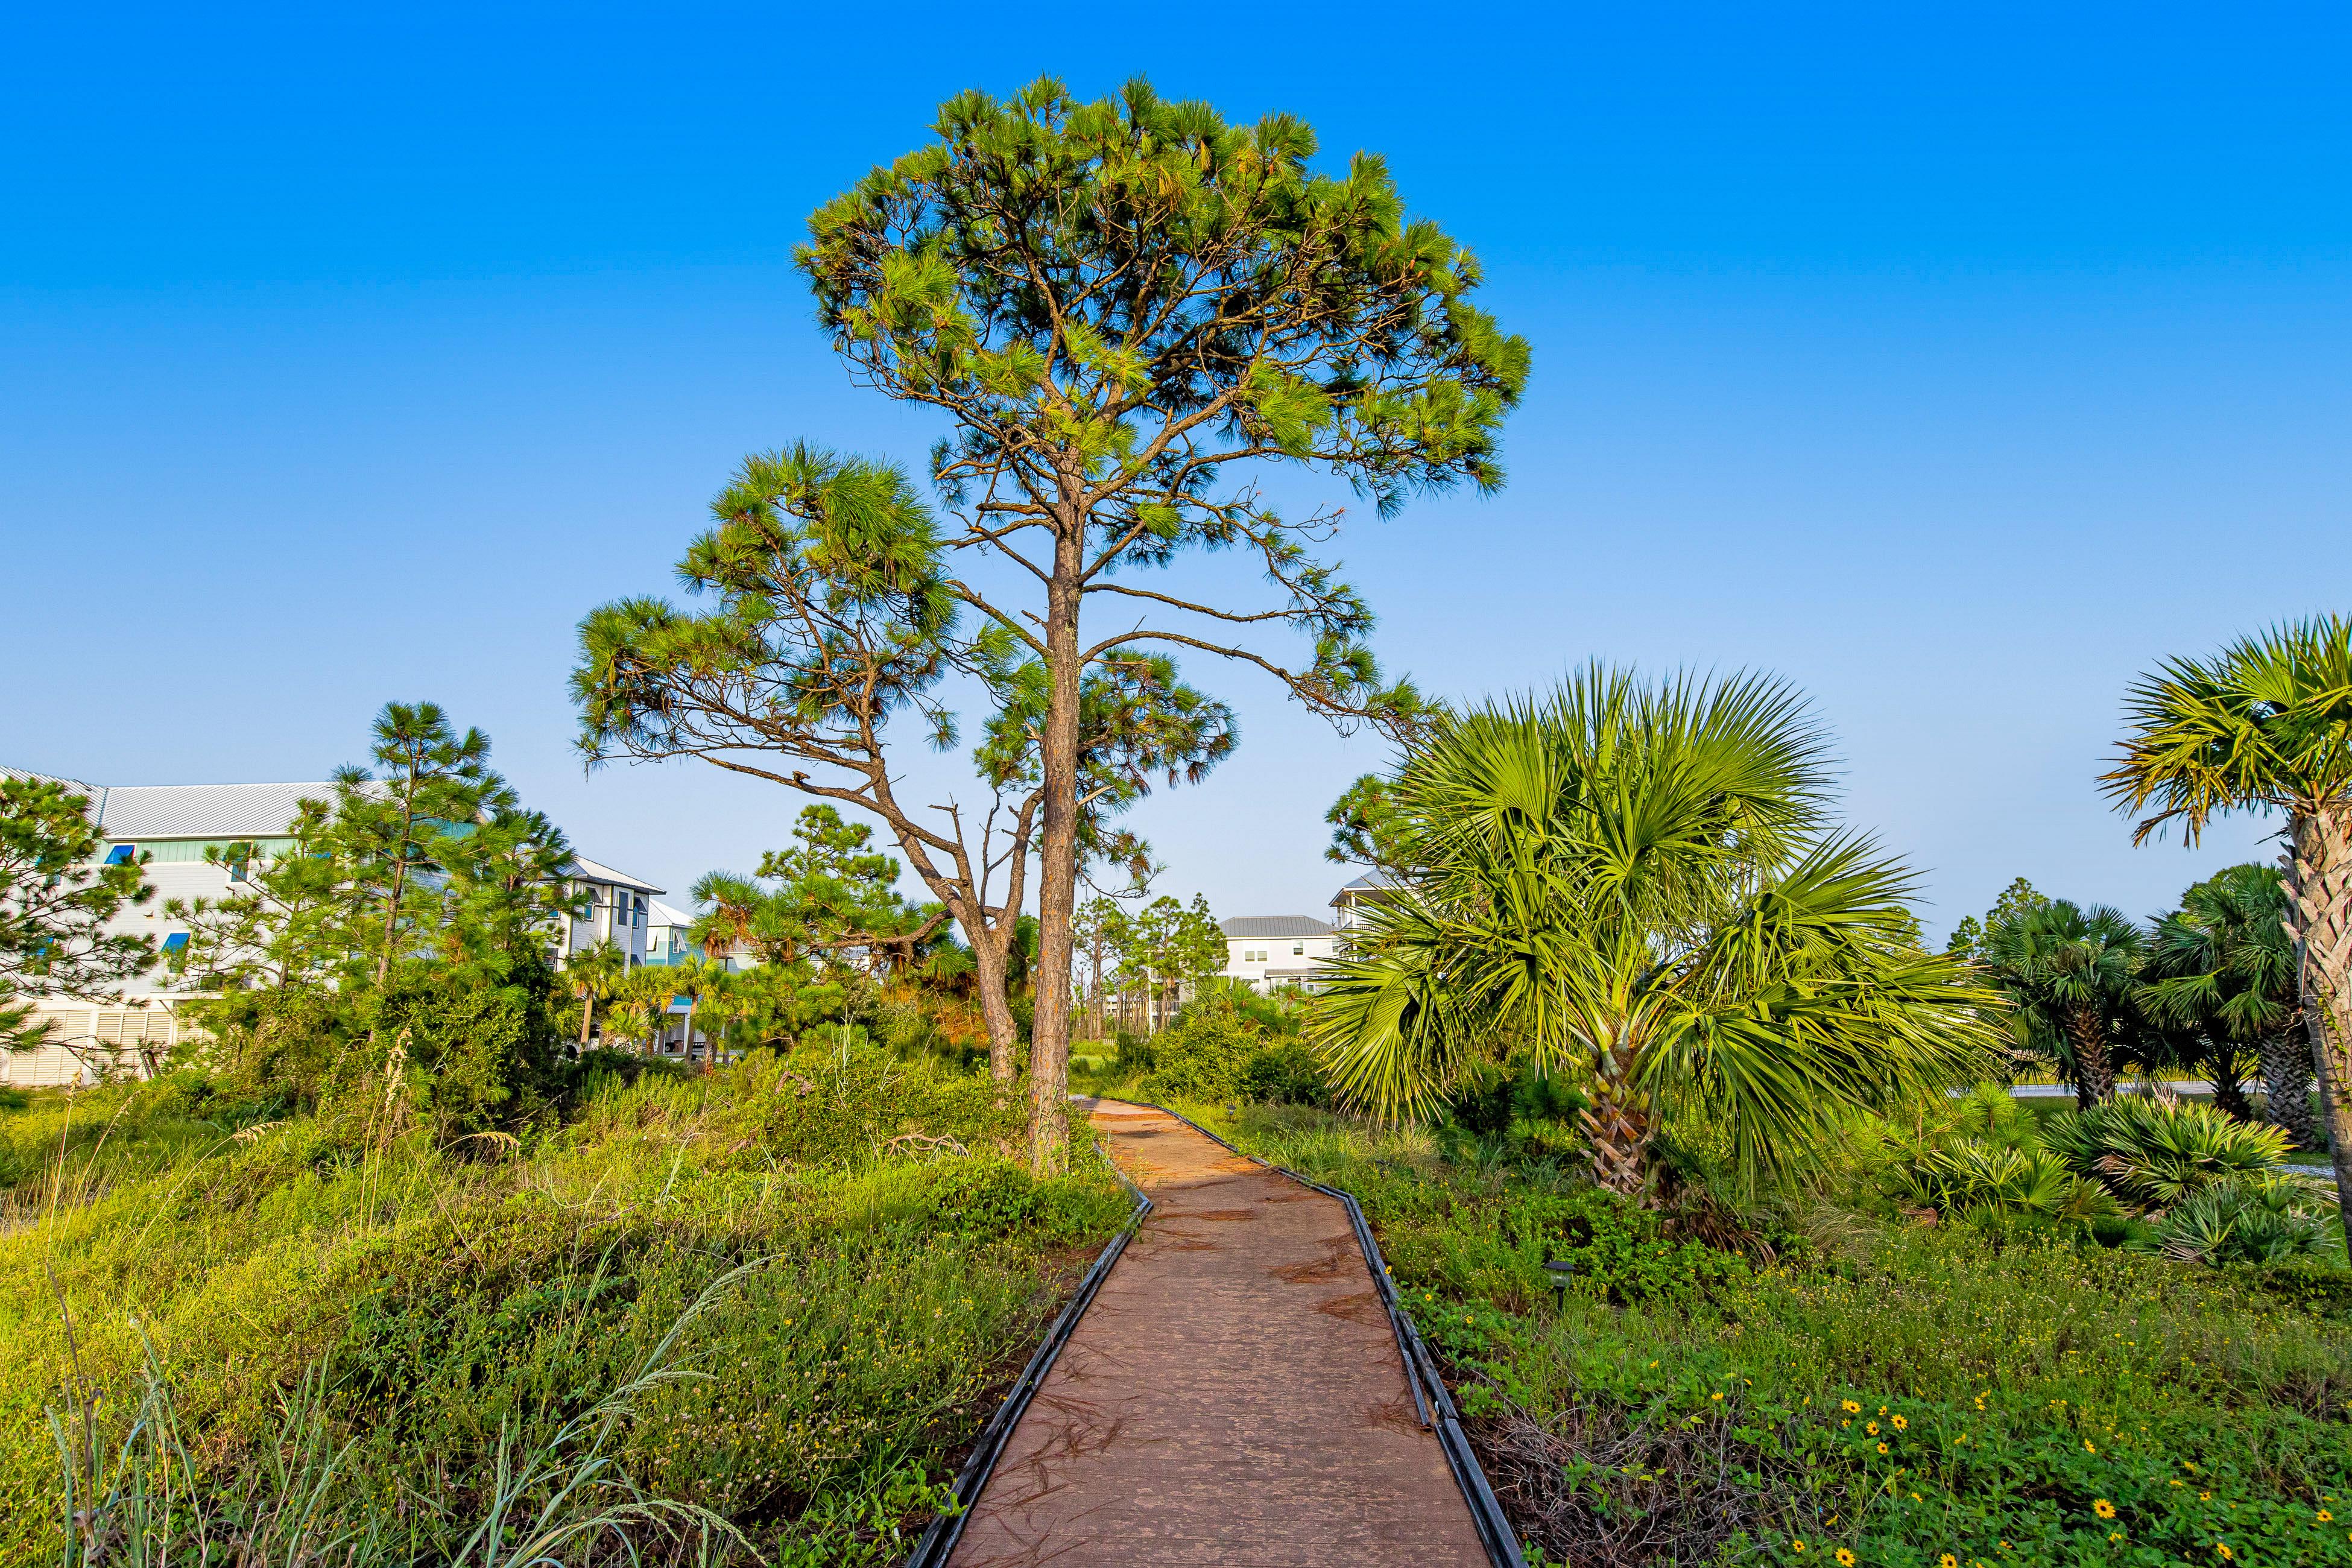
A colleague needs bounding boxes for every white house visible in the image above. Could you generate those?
[1329,869,1397,941]
[2,767,663,1086]
[1216,915,1336,993]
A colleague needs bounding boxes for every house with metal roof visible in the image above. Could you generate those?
[1329,868,1399,934]
[1216,913,1337,993]
[2,765,665,1087]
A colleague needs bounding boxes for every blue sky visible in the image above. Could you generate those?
[4,3,2346,938]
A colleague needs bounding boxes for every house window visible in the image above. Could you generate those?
[160,932,189,955]
[1292,943,1305,955]
[104,844,138,865]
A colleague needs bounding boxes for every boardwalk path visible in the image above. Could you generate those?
[947,1100,1489,1568]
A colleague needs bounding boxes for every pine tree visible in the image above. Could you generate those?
[330,702,505,987]
[579,80,1525,1169]
[0,776,157,1052]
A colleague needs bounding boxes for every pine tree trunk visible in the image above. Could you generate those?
[1578,1036,1652,1197]
[1025,490,1084,1177]
[2066,1005,2116,1109]
[2257,1030,2318,1148]
[2284,809,2352,1241]
[970,928,1020,1082]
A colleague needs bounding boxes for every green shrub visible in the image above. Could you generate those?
[2143,1170,2341,1265]
[2041,1094,2295,1208]
[1236,1037,1332,1107]
[1888,1137,2119,1226]
[1136,1011,1255,1102]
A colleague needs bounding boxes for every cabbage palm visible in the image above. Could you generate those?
[2104,615,2352,1238]
[1310,669,1999,1195]
[2142,865,2313,1144]
[563,941,631,1049]
[1979,901,2142,1110]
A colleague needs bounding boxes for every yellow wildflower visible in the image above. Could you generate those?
[2093,1500,2116,1519]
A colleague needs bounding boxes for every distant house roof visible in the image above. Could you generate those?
[1330,869,1398,905]
[1220,915,1333,939]
[568,855,665,896]
[648,899,695,926]
[95,781,337,840]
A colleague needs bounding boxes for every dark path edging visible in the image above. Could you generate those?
[1114,1099,1527,1568]
[903,1144,1152,1568]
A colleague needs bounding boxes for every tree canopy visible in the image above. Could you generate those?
[579,78,1528,1169]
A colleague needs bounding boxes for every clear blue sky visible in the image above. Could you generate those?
[5,3,2347,938]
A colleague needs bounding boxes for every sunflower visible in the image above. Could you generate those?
[1891,1415,1908,1430]
[1842,1400,1862,1414]
[1836,1552,1856,1567]
[2094,1500,2117,1520]
[1877,1443,1889,1455]
[1866,1422,1880,1437]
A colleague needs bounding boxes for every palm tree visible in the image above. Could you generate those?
[1310,669,1997,1196]
[2104,615,2352,1237]
[1979,901,2142,1110]
[2142,865,2313,1142]
[563,941,630,1049]
[607,966,676,1054]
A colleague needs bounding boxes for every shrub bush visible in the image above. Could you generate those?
[1136,1011,1256,1102]
[2040,1093,2297,1207]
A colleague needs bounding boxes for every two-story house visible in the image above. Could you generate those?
[1216,915,1337,993]
[2,767,664,1086]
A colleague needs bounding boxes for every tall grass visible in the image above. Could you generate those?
[5,1051,1124,1566]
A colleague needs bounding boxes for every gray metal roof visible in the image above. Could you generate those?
[569,855,665,896]
[1220,916,1333,939]
[91,780,338,839]
[1330,868,1398,904]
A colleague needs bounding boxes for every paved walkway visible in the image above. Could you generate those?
[947,1100,1489,1568]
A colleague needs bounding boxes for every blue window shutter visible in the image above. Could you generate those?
[104,844,137,865]
[161,932,189,954]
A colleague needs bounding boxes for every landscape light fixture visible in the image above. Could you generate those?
[1542,1257,1576,1304]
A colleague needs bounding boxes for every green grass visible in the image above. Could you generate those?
[1203,1104,2352,1568]
[5,1052,1127,1566]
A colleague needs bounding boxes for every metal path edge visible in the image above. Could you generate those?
[902,1144,1154,1568]
[1109,1098,1527,1568]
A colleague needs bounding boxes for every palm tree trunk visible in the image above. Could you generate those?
[2284,809,2352,1240]
[2257,1030,2318,1148]
[1578,1040,1652,1197]
[578,993,595,1048]
[2202,1045,2254,1121]
[2066,1005,2115,1108]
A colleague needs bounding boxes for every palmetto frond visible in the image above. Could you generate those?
[2104,614,2352,841]
[1309,668,1999,1186]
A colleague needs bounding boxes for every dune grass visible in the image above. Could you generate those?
[5,1052,1126,1567]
